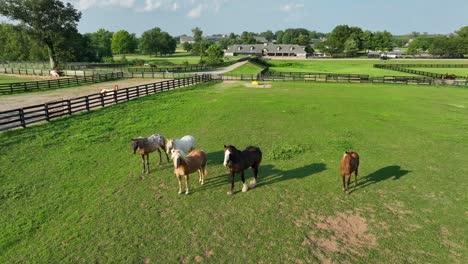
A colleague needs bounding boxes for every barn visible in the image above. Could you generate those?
[225,44,309,57]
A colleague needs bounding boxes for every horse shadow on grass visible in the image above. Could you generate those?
[354,165,411,193]
[201,157,327,191]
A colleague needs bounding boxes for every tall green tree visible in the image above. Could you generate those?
[192,27,203,43]
[0,0,82,68]
[111,30,137,54]
[87,28,113,61]
[205,44,224,65]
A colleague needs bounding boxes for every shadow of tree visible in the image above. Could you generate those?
[355,165,411,191]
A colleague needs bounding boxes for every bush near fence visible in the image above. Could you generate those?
[0,75,213,132]
[0,72,125,94]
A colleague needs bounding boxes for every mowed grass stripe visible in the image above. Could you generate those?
[0,81,467,263]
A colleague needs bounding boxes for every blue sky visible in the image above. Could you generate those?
[2,0,468,36]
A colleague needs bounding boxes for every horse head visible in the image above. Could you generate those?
[131,139,139,154]
[166,139,174,155]
[223,145,237,167]
[171,149,188,168]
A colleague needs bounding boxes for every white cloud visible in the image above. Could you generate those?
[70,0,226,16]
[280,3,304,12]
[73,0,136,10]
[187,4,203,18]
[142,0,180,12]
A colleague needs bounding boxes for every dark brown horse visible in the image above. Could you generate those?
[223,145,262,195]
[340,151,360,194]
[131,134,170,174]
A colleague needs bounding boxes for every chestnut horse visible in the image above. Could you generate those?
[340,151,360,194]
[223,145,262,195]
[171,149,207,195]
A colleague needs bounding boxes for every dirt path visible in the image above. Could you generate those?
[0,78,167,111]
[200,61,249,74]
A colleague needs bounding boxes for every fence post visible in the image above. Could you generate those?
[45,104,50,121]
[100,93,105,107]
[126,88,130,101]
[19,109,26,128]
[9,83,13,93]
[67,100,72,115]
[85,96,90,111]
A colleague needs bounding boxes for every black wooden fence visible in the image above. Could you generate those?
[0,74,212,131]
[214,72,468,86]
[0,72,125,94]
[374,64,468,79]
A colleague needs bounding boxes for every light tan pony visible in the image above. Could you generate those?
[171,149,207,195]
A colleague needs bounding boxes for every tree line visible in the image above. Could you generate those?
[0,0,466,68]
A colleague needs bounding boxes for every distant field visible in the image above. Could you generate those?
[114,52,246,65]
[267,59,468,77]
[224,62,265,76]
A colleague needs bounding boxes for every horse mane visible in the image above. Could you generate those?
[172,150,190,165]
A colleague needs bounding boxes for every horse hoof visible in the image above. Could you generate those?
[185,191,189,195]
[249,180,256,188]
[242,184,249,193]
[227,191,233,196]
[178,191,182,195]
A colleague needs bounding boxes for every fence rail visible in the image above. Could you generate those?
[214,72,468,86]
[374,64,468,79]
[0,74,212,132]
[0,72,125,94]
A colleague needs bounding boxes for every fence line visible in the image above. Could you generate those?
[0,72,125,94]
[214,72,468,86]
[0,74,213,132]
[374,64,468,79]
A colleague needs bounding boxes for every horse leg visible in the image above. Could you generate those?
[227,172,235,195]
[176,175,182,194]
[354,169,358,190]
[184,174,190,195]
[241,171,248,193]
[146,154,150,174]
[164,147,170,163]
[198,169,203,185]
[250,165,258,188]
[347,175,351,194]
[141,154,146,174]
[342,176,346,192]
[157,149,162,166]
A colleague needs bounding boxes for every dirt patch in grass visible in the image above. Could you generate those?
[244,83,272,89]
[440,226,463,260]
[385,201,413,217]
[294,210,377,262]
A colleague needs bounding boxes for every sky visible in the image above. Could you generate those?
[2,0,468,36]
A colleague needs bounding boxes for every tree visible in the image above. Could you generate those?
[87,28,113,61]
[205,44,224,65]
[111,30,137,54]
[296,34,310,46]
[182,42,193,52]
[0,0,81,69]
[361,30,374,51]
[240,32,256,44]
[192,27,203,43]
[344,38,359,57]
[260,30,274,42]
[139,28,162,56]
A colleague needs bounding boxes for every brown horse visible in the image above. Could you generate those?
[171,149,207,195]
[340,151,360,194]
[131,134,170,174]
[223,145,262,195]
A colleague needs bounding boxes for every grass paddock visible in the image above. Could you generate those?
[1,81,467,263]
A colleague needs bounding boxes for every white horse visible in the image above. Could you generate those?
[100,85,119,96]
[50,70,60,78]
[166,135,195,156]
